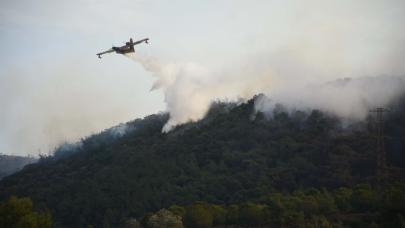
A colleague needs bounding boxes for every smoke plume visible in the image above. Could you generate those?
[126,53,273,132]
[127,53,405,132]
[254,76,405,120]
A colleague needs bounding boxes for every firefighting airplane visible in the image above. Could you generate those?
[96,38,149,59]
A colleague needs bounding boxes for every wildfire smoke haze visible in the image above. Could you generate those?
[1,0,404,155]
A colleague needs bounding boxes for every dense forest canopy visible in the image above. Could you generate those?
[138,183,405,228]
[0,94,404,227]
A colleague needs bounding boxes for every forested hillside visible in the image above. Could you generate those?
[0,95,404,227]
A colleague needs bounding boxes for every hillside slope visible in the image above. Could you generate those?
[0,96,404,227]
[0,155,37,180]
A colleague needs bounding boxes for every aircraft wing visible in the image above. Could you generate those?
[96,49,114,58]
[132,38,149,45]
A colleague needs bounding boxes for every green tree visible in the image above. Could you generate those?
[283,210,305,228]
[209,204,226,226]
[0,196,52,228]
[183,203,213,228]
[225,204,239,225]
[238,203,265,225]
[351,184,378,211]
[124,218,142,228]
[308,215,333,228]
[147,209,183,228]
[316,190,337,215]
[334,187,352,212]
[266,193,285,226]
[382,183,405,212]
[300,195,319,215]
[168,205,186,217]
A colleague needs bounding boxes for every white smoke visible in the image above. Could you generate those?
[254,76,405,120]
[127,53,405,131]
[126,53,273,132]
[53,141,83,158]
[108,123,135,138]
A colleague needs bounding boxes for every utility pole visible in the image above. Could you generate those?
[369,107,389,178]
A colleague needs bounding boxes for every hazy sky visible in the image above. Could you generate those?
[1,0,404,156]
